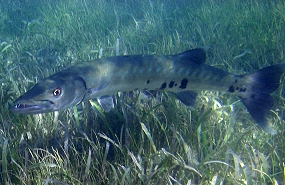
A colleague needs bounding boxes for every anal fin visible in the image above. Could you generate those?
[174,91,198,107]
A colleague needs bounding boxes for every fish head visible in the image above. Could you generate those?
[11,76,87,114]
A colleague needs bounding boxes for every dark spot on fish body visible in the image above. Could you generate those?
[160,82,167,90]
[228,85,235,93]
[239,87,246,92]
[147,80,150,84]
[169,81,175,88]
[179,78,188,89]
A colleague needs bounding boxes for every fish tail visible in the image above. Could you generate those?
[239,63,285,134]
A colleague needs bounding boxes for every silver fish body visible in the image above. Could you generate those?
[11,48,285,134]
[80,50,233,99]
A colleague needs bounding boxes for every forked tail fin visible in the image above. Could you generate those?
[239,63,285,134]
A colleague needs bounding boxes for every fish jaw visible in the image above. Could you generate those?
[11,99,57,114]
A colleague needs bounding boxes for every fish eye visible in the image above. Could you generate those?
[53,88,61,96]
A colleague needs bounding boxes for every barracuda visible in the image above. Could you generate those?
[11,48,285,134]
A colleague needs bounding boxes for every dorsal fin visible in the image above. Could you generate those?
[175,48,206,64]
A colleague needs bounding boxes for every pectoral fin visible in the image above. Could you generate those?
[97,96,114,112]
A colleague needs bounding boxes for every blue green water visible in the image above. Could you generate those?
[0,0,284,184]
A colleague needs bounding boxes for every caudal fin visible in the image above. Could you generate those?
[240,63,285,134]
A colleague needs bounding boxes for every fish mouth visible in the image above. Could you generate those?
[10,100,55,114]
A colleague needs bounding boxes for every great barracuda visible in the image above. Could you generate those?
[11,48,285,134]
